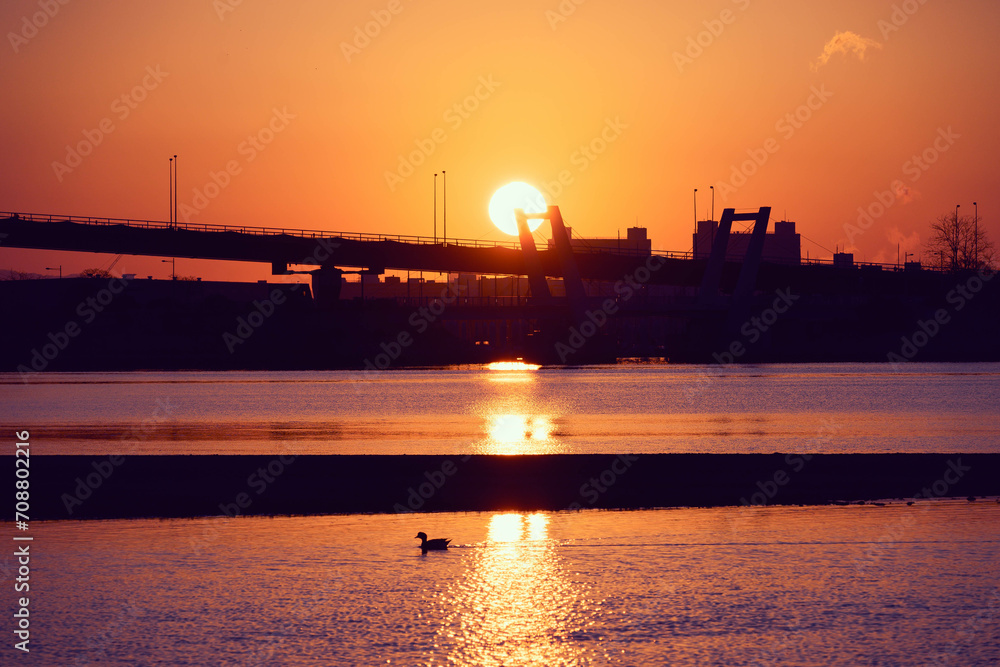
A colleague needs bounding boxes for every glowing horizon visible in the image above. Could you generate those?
[1,1,997,281]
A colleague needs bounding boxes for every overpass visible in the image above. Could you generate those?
[0,211,701,286]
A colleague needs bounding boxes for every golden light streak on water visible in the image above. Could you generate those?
[437,512,601,666]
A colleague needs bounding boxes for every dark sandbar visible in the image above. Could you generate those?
[14,453,1000,521]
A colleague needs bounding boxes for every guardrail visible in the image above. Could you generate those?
[0,210,947,272]
[0,211,523,250]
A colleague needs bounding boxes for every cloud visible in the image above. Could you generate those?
[812,31,882,71]
[886,226,921,253]
[893,181,920,205]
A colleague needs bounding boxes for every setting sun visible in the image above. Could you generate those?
[488,182,547,236]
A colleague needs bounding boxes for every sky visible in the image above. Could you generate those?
[1,0,998,281]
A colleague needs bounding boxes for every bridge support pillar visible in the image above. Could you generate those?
[310,266,343,309]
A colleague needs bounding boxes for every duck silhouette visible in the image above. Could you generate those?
[415,532,451,551]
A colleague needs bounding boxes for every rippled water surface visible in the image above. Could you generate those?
[13,503,1000,666]
[4,362,1000,454]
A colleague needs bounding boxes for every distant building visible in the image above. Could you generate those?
[833,252,854,269]
[547,226,652,256]
[693,219,801,265]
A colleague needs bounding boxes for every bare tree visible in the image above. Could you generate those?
[80,268,114,278]
[925,211,994,271]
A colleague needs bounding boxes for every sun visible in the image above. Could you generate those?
[488,182,547,236]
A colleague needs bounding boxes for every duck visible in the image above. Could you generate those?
[415,532,451,551]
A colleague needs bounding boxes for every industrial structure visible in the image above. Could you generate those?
[693,218,801,265]
[1,208,993,369]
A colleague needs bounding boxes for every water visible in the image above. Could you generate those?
[4,362,1000,455]
[4,363,1000,664]
[10,503,1000,666]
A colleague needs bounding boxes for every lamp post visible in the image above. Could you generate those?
[433,172,438,243]
[710,185,715,222]
[173,154,178,227]
[168,157,173,225]
[955,204,960,269]
[442,169,447,246]
[46,265,61,279]
[974,201,978,268]
[162,258,175,280]
[693,188,698,232]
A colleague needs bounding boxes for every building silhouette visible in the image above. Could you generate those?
[693,219,801,265]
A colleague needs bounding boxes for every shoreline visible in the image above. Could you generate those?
[11,453,1000,521]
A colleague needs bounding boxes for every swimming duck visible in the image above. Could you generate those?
[415,532,451,551]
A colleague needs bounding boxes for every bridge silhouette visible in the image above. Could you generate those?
[0,211,699,284]
[2,209,974,365]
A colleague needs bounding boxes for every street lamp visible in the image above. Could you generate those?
[693,188,698,232]
[433,172,438,243]
[710,185,715,222]
[46,265,62,279]
[168,157,173,225]
[955,204,961,269]
[162,258,176,280]
[974,201,978,268]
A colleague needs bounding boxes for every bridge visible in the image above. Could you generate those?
[0,211,701,285]
[2,208,969,365]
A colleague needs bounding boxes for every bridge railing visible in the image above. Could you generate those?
[0,211,525,250]
[0,210,947,272]
[2,210,698,259]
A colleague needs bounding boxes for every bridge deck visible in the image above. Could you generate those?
[0,212,691,281]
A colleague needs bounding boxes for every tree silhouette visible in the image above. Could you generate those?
[924,211,994,271]
[80,268,114,278]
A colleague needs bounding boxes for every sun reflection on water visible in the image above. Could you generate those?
[479,413,558,454]
[436,513,603,666]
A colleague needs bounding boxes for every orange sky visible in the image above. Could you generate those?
[1,0,998,281]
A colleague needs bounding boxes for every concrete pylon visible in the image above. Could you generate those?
[515,209,552,301]
[545,206,588,323]
[698,210,735,306]
[731,206,772,307]
[310,265,343,309]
